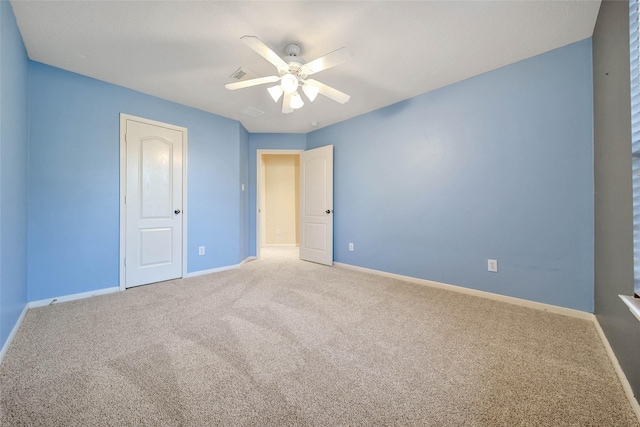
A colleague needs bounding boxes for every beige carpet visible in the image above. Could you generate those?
[1,247,638,426]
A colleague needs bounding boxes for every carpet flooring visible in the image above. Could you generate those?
[0,247,638,426]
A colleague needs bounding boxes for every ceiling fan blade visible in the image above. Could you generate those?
[241,35,289,72]
[301,47,352,76]
[225,75,280,90]
[282,92,293,114]
[305,79,350,104]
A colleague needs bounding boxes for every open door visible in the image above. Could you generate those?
[299,145,333,265]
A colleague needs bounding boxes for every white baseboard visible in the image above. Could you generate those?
[333,262,593,320]
[0,304,28,364]
[2,287,120,364]
[27,286,120,309]
[593,317,640,423]
[28,257,259,307]
[335,261,640,420]
[3,260,639,419]
[0,259,260,363]
[184,256,256,278]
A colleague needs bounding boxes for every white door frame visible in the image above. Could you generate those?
[119,113,188,291]
[256,149,302,259]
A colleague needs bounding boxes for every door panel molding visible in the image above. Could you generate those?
[119,114,188,291]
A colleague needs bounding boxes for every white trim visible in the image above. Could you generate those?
[1,288,120,364]
[119,115,127,290]
[334,262,593,320]
[334,262,640,419]
[0,304,28,364]
[119,114,188,291]
[182,128,189,281]
[256,149,303,260]
[27,287,120,309]
[620,295,640,322]
[1,253,258,362]
[184,256,256,278]
[593,316,640,423]
[335,262,640,418]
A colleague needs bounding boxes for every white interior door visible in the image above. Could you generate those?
[299,145,333,265]
[123,116,184,288]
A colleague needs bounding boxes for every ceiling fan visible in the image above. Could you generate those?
[225,36,352,114]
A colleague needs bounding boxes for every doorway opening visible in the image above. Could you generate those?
[256,150,302,259]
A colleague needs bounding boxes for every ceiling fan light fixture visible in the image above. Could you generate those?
[281,73,298,93]
[302,84,319,102]
[291,92,304,109]
[229,36,352,115]
[267,85,284,102]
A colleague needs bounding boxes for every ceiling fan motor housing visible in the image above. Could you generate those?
[282,43,306,77]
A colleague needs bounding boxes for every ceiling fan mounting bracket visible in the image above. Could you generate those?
[285,43,301,57]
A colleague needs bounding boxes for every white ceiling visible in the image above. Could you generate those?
[10,1,601,134]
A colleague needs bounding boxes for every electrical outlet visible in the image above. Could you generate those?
[199,246,205,256]
[277,229,281,236]
[349,242,354,251]
[488,259,498,272]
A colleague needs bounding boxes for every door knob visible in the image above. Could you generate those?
[325,209,332,214]
[174,209,181,214]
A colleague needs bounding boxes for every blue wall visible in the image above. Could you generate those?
[248,133,307,256]
[1,26,597,354]
[28,62,247,301]
[308,39,594,312]
[0,1,29,349]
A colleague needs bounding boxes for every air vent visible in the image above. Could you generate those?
[230,67,259,81]
[239,106,265,118]
[230,68,246,80]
